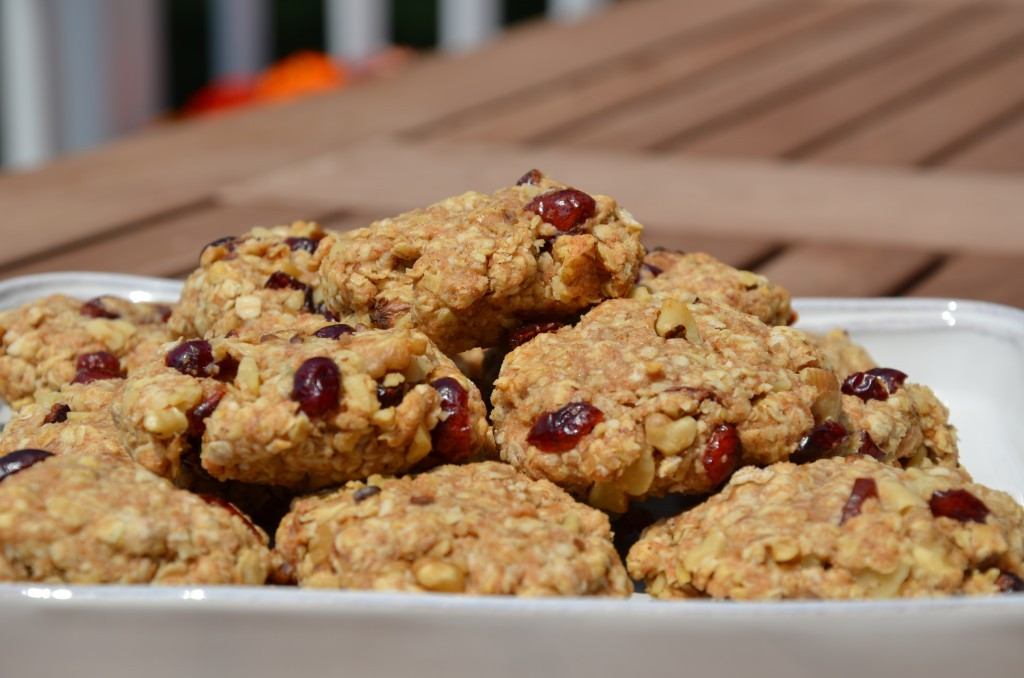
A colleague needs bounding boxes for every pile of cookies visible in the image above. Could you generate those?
[1,170,1021,600]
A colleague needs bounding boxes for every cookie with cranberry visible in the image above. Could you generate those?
[113,330,490,490]
[628,456,1024,600]
[273,461,630,596]
[171,220,338,339]
[0,294,174,410]
[636,250,794,326]
[0,450,269,585]
[0,379,129,459]
[492,294,840,511]
[317,170,645,355]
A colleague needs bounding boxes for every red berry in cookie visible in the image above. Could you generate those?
[516,168,543,186]
[43,403,71,425]
[166,340,216,377]
[312,324,356,339]
[507,322,565,350]
[284,237,319,253]
[0,448,53,482]
[929,489,990,523]
[292,357,341,418]
[839,477,879,525]
[702,423,742,486]
[80,297,120,319]
[430,377,473,461]
[527,402,604,453]
[526,189,596,232]
[793,420,847,463]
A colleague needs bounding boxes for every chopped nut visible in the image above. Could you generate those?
[655,298,700,343]
[644,413,698,455]
[413,559,466,593]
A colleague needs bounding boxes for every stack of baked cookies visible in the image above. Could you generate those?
[1,171,1021,600]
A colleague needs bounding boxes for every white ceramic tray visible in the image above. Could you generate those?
[1,273,1023,678]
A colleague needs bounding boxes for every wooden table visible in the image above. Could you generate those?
[1,0,1022,306]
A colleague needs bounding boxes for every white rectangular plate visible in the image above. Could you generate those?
[1,273,1023,678]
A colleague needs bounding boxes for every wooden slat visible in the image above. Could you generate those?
[555,3,949,150]
[0,205,326,281]
[753,243,938,297]
[432,1,853,143]
[813,46,1024,165]
[942,111,1024,171]
[684,8,1024,158]
[218,140,1024,255]
[0,0,754,268]
[906,254,1024,307]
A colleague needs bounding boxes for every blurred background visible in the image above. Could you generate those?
[0,0,1020,306]
[0,0,604,169]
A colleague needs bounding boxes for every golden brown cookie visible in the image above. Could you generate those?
[171,221,336,338]
[113,329,490,489]
[636,250,794,326]
[628,457,1024,600]
[492,294,839,511]
[318,170,645,354]
[0,294,174,410]
[273,461,631,596]
[0,450,270,585]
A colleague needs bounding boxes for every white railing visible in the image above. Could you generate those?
[0,0,610,170]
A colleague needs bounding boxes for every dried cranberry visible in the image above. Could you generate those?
[72,369,122,384]
[527,402,603,453]
[80,297,119,319]
[792,420,847,463]
[187,390,225,440]
[0,448,53,482]
[166,340,215,377]
[313,324,355,340]
[526,188,596,232]
[858,431,886,461]
[292,357,341,418]
[353,486,381,503]
[43,403,70,425]
[430,377,473,461]
[265,271,309,292]
[507,322,564,350]
[76,351,121,375]
[929,489,990,523]
[996,571,1024,593]
[377,382,408,409]
[214,354,239,382]
[517,169,543,186]
[284,237,319,254]
[839,477,879,525]
[154,304,173,323]
[702,423,742,486]
[841,371,890,402]
[866,368,907,393]
[197,493,261,539]
[841,367,908,402]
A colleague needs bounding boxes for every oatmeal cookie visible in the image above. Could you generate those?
[171,221,337,338]
[492,295,840,511]
[0,294,174,409]
[0,450,270,585]
[0,380,128,459]
[318,170,645,355]
[113,329,490,489]
[636,250,794,326]
[807,327,876,379]
[627,456,1024,600]
[273,461,630,596]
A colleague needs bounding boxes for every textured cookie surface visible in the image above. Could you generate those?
[318,171,645,354]
[113,329,490,489]
[628,457,1024,600]
[637,251,794,326]
[171,221,337,338]
[273,461,631,596]
[0,380,128,459]
[0,452,270,585]
[492,295,839,511]
[0,294,173,409]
